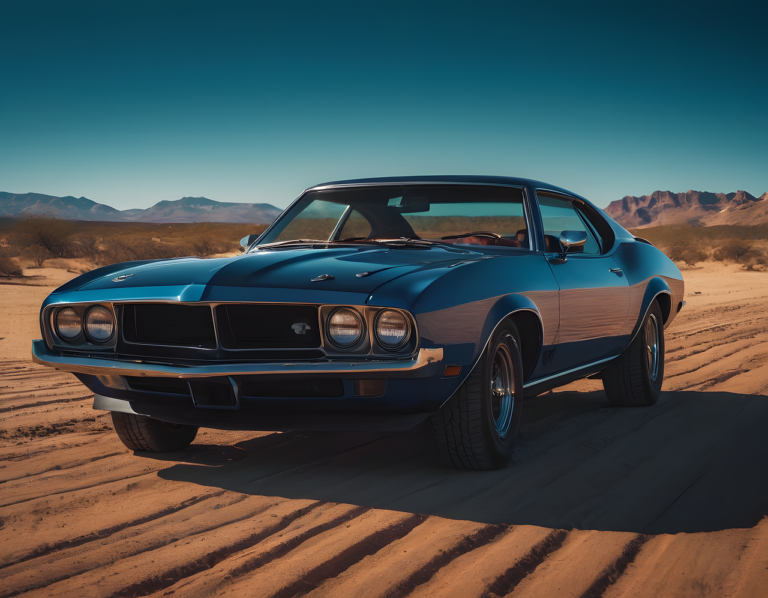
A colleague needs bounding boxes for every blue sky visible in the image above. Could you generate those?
[1,0,766,210]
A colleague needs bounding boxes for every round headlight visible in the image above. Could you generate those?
[375,310,410,350]
[327,308,364,349]
[85,306,114,343]
[56,308,82,341]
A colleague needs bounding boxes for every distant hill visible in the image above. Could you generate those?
[0,192,282,224]
[604,190,768,228]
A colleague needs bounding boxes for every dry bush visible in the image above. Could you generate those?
[714,240,768,270]
[27,244,53,267]
[93,238,201,266]
[191,234,230,257]
[713,240,753,263]
[63,234,99,259]
[662,242,708,266]
[0,219,268,268]
[17,217,74,257]
[0,241,22,258]
[0,256,22,277]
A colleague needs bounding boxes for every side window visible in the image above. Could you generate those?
[537,192,601,255]
[337,209,372,240]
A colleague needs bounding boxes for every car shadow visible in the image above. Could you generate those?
[145,389,768,534]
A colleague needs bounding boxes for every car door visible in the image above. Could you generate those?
[536,190,630,374]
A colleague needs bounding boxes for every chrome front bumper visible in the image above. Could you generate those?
[31,339,443,379]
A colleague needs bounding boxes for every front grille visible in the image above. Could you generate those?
[215,304,320,349]
[122,304,216,348]
[240,378,344,398]
[124,376,344,399]
[125,376,191,395]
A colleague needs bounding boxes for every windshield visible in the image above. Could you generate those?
[257,184,530,249]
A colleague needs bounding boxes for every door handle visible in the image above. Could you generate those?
[609,267,622,273]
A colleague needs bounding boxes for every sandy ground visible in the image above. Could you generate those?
[1,261,767,597]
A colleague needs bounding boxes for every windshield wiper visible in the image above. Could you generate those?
[256,239,331,250]
[371,238,447,248]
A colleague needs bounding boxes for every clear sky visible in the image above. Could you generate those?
[1,0,766,210]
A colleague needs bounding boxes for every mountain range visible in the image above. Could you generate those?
[4,188,768,228]
[604,190,768,228]
[0,192,282,224]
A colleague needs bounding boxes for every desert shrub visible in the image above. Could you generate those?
[0,256,22,276]
[714,241,768,270]
[191,234,230,256]
[59,234,101,259]
[713,240,753,263]
[27,244,53,267]
[661,242,708,266]
[16,217,74,257]
[94,239,197,266]
[0,242,21,258]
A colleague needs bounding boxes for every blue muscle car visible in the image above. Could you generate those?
[32,176,684,469]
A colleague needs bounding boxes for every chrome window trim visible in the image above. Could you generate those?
[534,188,602,257]
[329,204,353,241]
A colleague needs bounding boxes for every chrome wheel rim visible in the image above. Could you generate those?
[645,314,660,382]
[490,341,515,439]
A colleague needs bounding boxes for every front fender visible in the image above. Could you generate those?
[417,293,545,409]
[632,277,672,340]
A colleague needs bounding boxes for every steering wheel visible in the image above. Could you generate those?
[441,231,502,240]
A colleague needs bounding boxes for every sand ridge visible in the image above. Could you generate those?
[1,262,767,597]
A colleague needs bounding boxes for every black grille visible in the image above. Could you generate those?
[216,304,320,349]
[125,376,191,395]
[122,304,216,348]
[239,378,344,398]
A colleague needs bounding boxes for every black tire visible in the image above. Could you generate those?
[603,300,665,407]
[430,321,524,469]
[111,412,198,452]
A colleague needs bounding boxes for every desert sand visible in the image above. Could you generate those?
[1,261,767,597]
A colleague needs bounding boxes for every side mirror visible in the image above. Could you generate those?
[240,234,260,250]
[559,230,587,254]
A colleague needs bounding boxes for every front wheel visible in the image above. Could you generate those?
[111,412,198,452]
[430,322,524,469]
[603,300,665,406]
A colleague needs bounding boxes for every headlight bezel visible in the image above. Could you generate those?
[373,309,411,352]
[54,307,83,341]
[325,307,366,350]
[84,305,115,344]
[48,303,116,349]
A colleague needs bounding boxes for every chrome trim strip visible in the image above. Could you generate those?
[93,394,143,415]
[308,181,527,192]
[522,356,616,389]
[329,204,353,241]
[32,340,442,379]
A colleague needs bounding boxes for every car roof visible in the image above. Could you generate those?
[308,175,586,201]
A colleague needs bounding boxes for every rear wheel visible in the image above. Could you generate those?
[430,322,524,469]
[603,300,665,406]
[111,412,198,452]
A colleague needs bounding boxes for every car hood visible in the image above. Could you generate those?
[73,246,483,295]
